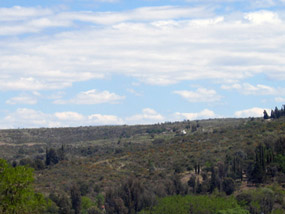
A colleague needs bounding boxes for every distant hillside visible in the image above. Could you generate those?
[0,118,248,145]
[1,116,285,214]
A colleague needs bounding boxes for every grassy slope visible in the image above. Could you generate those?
[0,117,285,195]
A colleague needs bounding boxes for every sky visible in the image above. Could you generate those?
[0,0,285,128]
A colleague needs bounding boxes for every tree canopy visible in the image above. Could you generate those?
[0,159,46,214]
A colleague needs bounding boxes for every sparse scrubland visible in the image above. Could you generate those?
[1,106,285,214]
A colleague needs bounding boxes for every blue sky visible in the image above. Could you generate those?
[0,0,285,128]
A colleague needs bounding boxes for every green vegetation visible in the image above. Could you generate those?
[1,105,285,213]
[140,195,248,214]
[0,159,46,213]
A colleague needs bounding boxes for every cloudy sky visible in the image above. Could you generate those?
[0,0,284,128]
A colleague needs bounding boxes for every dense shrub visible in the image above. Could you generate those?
[0,159,46,213]
[236,188,274,214]
[140,195,246,214]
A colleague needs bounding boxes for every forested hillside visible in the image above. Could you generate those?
[1,106,285,213]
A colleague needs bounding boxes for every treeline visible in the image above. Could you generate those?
[264,105,285,119]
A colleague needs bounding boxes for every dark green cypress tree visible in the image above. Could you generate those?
[71,185,81,214]
[274,137,285,156]
[210,166,219,192]
[251,161,264,183]
[198,163,200,175]
[275,107,280,118]
[222,178,235,195]
[263,110,269,119]
[270,110,275,119]
[188,176,196,193]
[45,148,59,166]
[58,194,72,214]
[45,147,50,166]
[57,145,65,161]
[251,144,266,183]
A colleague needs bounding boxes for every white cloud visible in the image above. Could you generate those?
[2,108,58,128]
[275,97,285,102]
[174,88,222,102]
[6,95,37,105]
[234,107,270,117]
[88,114,124,125]
[0,6,52,21]
[221,83,283,95]
[94,0,118,2]
[47,91,65,100]
[55,112,84,121]
[126,108,164,124]
[185,0,283,8]
[0,108,166,128]
[58,6,213,25]
[54,89,125,104]
[0,108,124,128]
[242,83,277,95]
[244,10,281,25]
[252,0,276,8]
[54,112,123,126]
[221,83,242,90]
[2,105,277,128]
[0,7,70,36]
[0,77,70,91]
[127,88,142,96]
[0,6,285,91]
[185,0,246,1]
[175,109,218,120]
